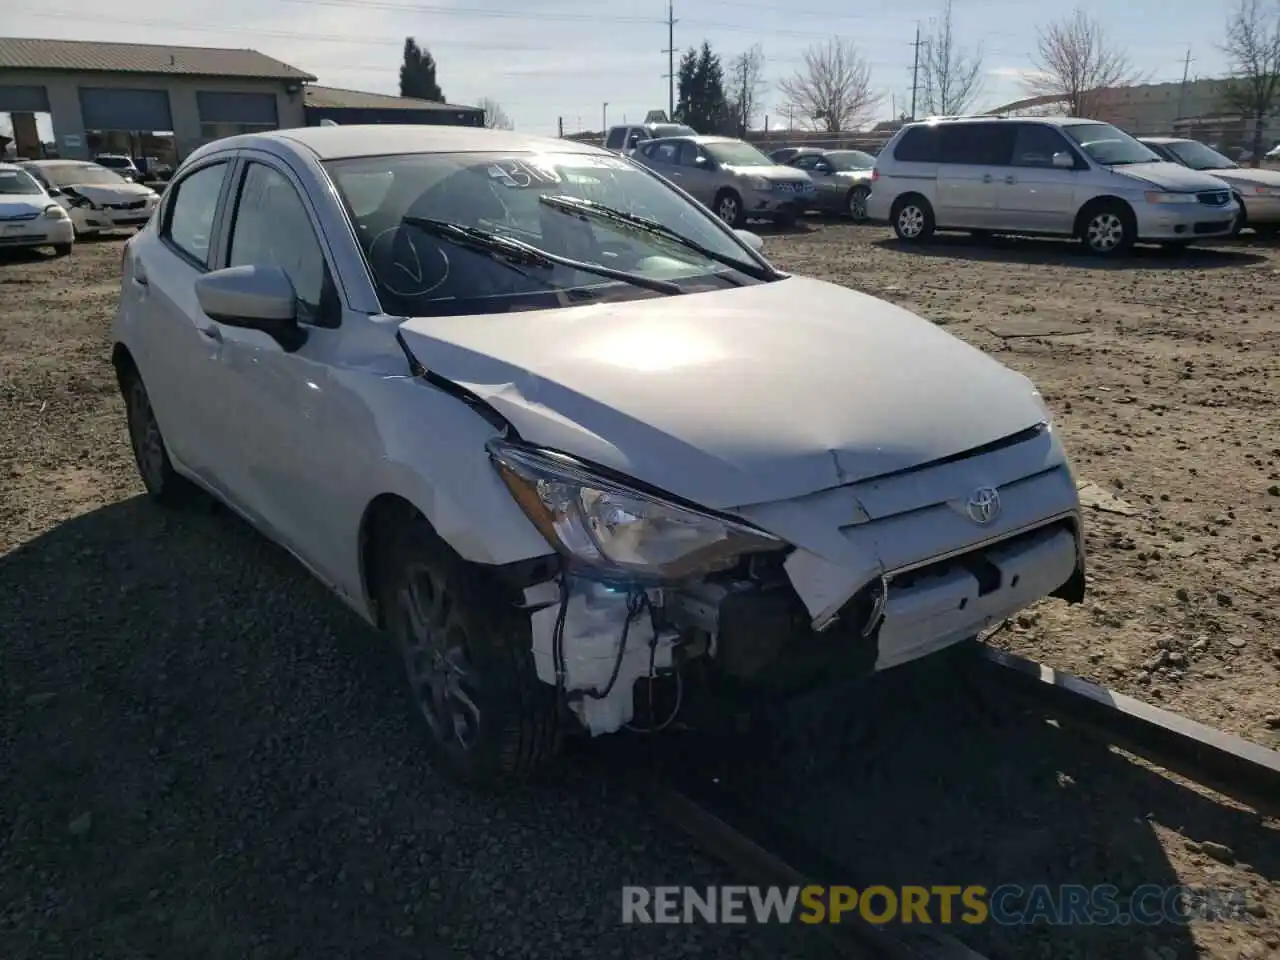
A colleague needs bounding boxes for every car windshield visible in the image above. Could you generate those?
[37,163,130,187]
[325,149,768,317]
[1063,122,1162,166]
[704,141,773,167]
[1165,140,1237,171]
[825,150,876,171]
[0,169,43,195]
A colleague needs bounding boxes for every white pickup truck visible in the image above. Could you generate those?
[604,122,697,155]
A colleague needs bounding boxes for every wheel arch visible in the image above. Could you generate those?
[1073,195,1134,238]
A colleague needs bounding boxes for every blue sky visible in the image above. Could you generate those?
[4,0,1237,138]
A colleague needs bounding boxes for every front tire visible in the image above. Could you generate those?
[1079,201,1135,257]
[376,517,562,788]
[713,190,744,228]
[52,243,72,257]
[1231,197,1247,236]
[890,196,935,242]
[121,370,199,505]
[848,186,870,222]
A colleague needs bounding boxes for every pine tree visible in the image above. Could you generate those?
[399,38,444,102]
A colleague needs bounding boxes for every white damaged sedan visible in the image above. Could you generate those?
[111,126,1086,785]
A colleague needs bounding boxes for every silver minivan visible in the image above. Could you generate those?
[866,117,1240,256]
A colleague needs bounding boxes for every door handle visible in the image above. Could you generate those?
[198,325,223,342]
[982,173,994,183]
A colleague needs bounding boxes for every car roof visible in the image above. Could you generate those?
[192,125,608,163]
[902,115,1102,129]
[1137,136,1183,145]
[0,162,30,173]
[19,159,91,168]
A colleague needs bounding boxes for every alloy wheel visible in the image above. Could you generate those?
[393,562,482,750]
[897,204,924,238]
[717,195,739,225]
[1086,212,1125,253]
[849,189,869,221]
[127,379,167,492]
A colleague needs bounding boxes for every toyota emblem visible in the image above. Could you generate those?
[966,486,1001,525]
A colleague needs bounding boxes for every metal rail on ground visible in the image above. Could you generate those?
[649,771,990,960]
[973,645,1280,819]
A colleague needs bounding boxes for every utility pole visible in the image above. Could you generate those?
[602,101,608,134]
[1176,47,1193,128]
[558,116,564,138]
[909,24,924,121]
[661,0,678,119]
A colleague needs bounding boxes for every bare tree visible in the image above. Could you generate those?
[919,0,985,115]
[777,38,881,132]
[1022,9,1144,117]
[1221,0,1280,166]
[728,44,767,135]
[477,96,513,130]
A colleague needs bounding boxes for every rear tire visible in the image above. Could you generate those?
[1078,201,1135,257]
[375,516,562,788]
[890,196,935,242]
[121,370,201,506]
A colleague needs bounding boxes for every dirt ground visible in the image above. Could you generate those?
[1,225,1277,959]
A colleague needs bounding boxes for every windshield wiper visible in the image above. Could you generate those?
[537,194,777,281]
[399,216,683,296]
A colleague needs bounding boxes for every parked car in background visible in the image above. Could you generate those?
[777,147,877,220]
[603,122,697,155]
[111,124,1085,786]
[1138,137,1280,236]
[0,162,73,256]
[633,135,816,226]
[94,153,143,181]
[20,159,160,237]
[867,116,1239,256]
[133,156,175,182]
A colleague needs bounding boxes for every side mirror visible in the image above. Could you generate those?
[46,187,62,197]
[734,228,764,253]
[194,265,307,351]
[814,164,833,175]
[1051,152,1075,169]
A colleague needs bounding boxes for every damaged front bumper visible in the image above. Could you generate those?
[504,424,1086,737]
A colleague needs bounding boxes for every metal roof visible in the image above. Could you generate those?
[0,37,315,81]
[304,85,480,113]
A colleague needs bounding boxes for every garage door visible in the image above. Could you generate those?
[78,88,173,131]
[197,92,278,126]
[0,86,50,113]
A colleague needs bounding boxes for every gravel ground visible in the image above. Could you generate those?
[2,225,1278,959]
[0,237,830,960]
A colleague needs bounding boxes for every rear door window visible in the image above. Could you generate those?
[163,161,230,267]
[893,126,939,163]
[605,128,627,150]
[937,123,1016,165]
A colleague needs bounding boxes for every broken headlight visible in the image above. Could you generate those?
[487,440,783,581]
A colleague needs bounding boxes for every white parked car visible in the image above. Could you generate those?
[112,126,1087,786]
[20,159,160,237]
[0,162,74,256]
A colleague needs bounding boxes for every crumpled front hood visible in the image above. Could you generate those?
[1209,167,1280,189]
[726,164,812,184]
[398,276,1048,510]
[1111,161,1232,192]
[63,182,155,204]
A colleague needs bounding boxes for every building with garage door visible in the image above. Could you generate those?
[303,85,483,127]
[0,37,315,162]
